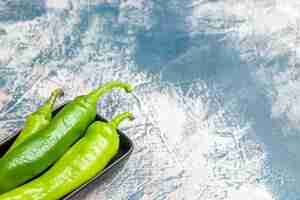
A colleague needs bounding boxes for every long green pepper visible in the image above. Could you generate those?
[0,81,133,194]
[0,112,134,200]
[4,88,63,155]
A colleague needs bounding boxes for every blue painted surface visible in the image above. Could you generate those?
[0,0,299,199]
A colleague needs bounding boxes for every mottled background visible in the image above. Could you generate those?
[0,0,299,199]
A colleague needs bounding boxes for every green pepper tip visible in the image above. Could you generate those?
[52,88,64,97]
[128,113,135,121]
[87,81,134,103]
[124,83,134,93]
[110,112,134,128]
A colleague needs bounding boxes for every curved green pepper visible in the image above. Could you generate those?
[4,89,63,155]
[0,81,133,194]
[0,112,134,200]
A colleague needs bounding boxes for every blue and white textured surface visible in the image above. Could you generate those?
[0,0,299,199]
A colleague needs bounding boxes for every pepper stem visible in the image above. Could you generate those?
[87,81,134,104]
[110,112,134,128]
[36,88,63,118]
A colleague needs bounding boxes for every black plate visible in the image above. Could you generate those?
[0,104,134,199]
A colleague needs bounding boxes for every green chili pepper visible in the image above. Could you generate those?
[0,81,133,194]
[4,89,63,155]
[0,112,133,200]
